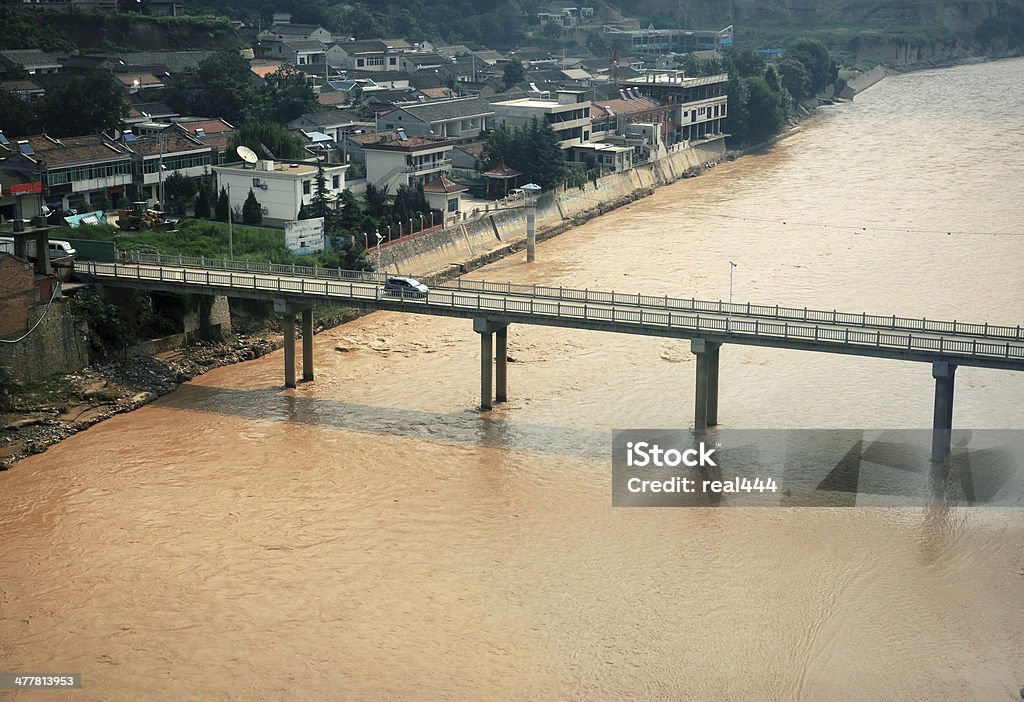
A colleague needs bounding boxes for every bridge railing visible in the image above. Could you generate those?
[85,261,1024,365]
[117,254,1022,342]
[125,251,393,285]
[437,278,1024,341]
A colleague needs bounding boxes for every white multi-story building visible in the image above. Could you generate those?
[213,159,348,224]
[362,134,454,194]
[491,90,592,148]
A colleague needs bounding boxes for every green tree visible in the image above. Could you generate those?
[724,74,751,145]
[743,76,786,145]
[483,119,568,190]
[0,89,38,138]
[215,186,230,222]
[364,182,389,218]
[254,64,317,123]
[194,51,256,124]
[242,189,263,225]
[229,122,307,160]
[312,158,330,219]
[194,181,212,219]
[777,56,812,103]
[786,38,834,95]
[502,60,526,90]
[163,171,197,214]
[37,72,128,137]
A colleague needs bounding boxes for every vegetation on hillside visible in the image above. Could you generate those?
[0,72,129,139]
[0,6,235,52]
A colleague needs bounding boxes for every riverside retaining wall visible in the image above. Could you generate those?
[378,139,727,276]
[0,300,90,382]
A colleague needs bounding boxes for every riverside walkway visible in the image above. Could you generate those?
[80,255,1024,462]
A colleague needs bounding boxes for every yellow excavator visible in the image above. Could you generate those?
[116,201,175,231]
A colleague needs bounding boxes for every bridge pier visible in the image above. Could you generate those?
[692,339,721,435]
[302,308,314,382]
[931,361,957,462]
[495,325,508,403]
[474,318,509,410]
[276,301,314,389]
[283,311,296,389]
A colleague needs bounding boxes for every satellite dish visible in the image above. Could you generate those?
[236,145,258,165]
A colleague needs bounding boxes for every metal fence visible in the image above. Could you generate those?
[82,261,1024,365]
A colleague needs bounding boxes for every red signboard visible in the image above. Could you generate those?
[9,182,43,195]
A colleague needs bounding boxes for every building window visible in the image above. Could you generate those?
[389,57,397,65]
[447,198,458,213]
[302,180,311,194]
[332,175,340,189]
[357,59,364,67]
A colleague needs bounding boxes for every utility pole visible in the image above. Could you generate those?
[521,183,541,262]
[227,182,234,260]
[157,131,165,210]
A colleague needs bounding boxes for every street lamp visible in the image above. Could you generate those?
[520,182,541,263]
[375,230,384,272]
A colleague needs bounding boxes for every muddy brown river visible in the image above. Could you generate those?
[2,59,1024,700]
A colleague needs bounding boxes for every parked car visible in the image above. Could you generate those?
[383,276,430,298]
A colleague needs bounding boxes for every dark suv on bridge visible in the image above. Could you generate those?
[383,276,430,299]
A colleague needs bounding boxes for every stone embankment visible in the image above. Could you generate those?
[377,139,727,278]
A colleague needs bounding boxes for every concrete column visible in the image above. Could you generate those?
[706,342,721,427]
[931,362,956,463]
[692,338,710,435]
[495,325,508,403]
[480,328,493,410]
[301,307,314,382]
[283,312,296,389]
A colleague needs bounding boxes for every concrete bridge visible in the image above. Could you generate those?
[80,255,1024,463]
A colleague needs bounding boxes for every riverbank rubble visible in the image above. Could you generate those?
[0,334,280,469]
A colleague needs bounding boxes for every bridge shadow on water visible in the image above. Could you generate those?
[153,384,1023,507]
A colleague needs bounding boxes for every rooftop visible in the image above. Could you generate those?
[422,174,467,194]
[384,96,494,123]
[215,160,346,176]
[19,134,130,167]
[126,132,209,157]
[361,134,454,152]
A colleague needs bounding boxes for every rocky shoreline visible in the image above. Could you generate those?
[0,334,280,469]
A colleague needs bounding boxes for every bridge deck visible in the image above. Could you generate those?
[81,260,1024,372]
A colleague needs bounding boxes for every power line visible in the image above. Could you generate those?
[0,281,63,344]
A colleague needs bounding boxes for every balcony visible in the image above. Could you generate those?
[405,158,451,174]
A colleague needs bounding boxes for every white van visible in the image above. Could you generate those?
[0,236,76,259]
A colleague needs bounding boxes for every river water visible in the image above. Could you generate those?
[2,59,1024,700]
